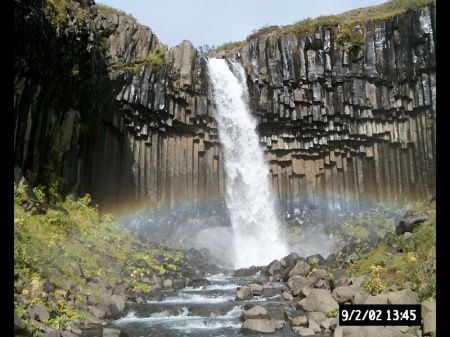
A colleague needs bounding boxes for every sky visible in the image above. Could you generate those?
[96,0,389,49]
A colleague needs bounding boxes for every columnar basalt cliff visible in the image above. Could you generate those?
[14,0,436,216]
[224,6,436,212]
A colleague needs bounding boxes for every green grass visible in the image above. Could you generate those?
[214,40,247,52]
[346,200,436,301]
[14,183,186,336]
[44,0,94,28]
[121,48,166,75]
[246,24,281,41]
[95,2,138,22]
[279,0,434,37]
[206,0,434,56]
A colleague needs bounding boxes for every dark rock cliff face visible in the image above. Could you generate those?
[14,0,436,216]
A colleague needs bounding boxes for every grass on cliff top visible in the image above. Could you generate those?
[44,0,138,29]
[14,183,184,336]
[209,0,433,53]
[95,2,138,22]
[44,0,93,27]
[248,0,434,40]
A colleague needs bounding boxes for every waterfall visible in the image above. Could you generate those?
[207,58,288,269]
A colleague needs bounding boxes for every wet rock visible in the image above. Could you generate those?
[235,286,253,301]
[189,278,211,288]
[102,328,129,337]
[291,315,308,326]
[239,305,270,322]
[292,326,315,335]
[241,319,283,334]
[233,266,262,277]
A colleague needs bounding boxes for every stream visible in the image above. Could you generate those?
[102,270,332,336]
[92,58,339,337]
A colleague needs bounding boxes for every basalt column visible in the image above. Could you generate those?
[214,5,436,213]
[98,34,227,213]
[14,1,436,216]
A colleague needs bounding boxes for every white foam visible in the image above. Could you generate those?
[114,307,193,323]
[181,283,240,292]
[222,305,244,317]
[205,273,230,281]
[146,293,234,304]
[207,58,288,269]
[171,319,241,331]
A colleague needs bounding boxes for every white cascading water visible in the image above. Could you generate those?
[207,58,288,269]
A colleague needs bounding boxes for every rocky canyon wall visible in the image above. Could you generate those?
[14,0,436,215]
[222,5,436,212]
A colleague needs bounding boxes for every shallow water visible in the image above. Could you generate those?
[102,271,332,337]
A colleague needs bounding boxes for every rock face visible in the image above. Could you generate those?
[14,1,436,216]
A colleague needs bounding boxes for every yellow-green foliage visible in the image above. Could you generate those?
[213,0,434,56]
[386,0,434,12]
[246,24,280,41]
[122,247,183,292]
[327,308,339,318]
[215,40,246,52]
[363,265,386,295]
[334,210,397,243]
[281,15,342,38]
[44,0,93,28]
[308,259,320,271]
[347,200,436,301]
[45,0,68,27]
[14,302,43,337]
[45,301,89,331]
[199,0,434,55]
[122,49,166,76]
[14,182,186,335]
[280,0,433,36]
[148,49,165,75]
[275,0,433,53]
[95,3,137,22]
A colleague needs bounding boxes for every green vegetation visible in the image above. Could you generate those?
[148,49,166,75]
[14,183,186,336]
[95,3,138,22]
[234,0,434,58]
[346,200,436,301]
[215,41,246,52]
[286,200,435,301]
[332,209,398,244]
[45,0,68,27]
[197,40,246,56]
[44,0,93,28]
[327,308,339,318]
[246,24,280,41]
[122,49,166,76]
[281,0,433,36]
[307,258,320,271]
[282,0,432,53]
[205,0,434,57]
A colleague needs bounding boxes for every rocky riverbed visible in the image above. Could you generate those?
[14,203,436,337]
